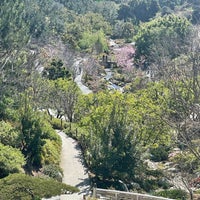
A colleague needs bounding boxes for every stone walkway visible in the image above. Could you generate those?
[57,130,90,200]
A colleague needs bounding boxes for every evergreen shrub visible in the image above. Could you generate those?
[0,173,79,200]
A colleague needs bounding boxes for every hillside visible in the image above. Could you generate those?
[1,0,200,199]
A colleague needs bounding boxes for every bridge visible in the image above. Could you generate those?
[91,188,174,200]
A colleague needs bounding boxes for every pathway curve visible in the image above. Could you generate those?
[73,58,92,95]
[44,60,92,200]
[57,130,90,200]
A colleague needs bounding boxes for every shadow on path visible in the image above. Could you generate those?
[56,130,91,199]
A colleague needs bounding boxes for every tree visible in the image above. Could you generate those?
[0,0,30,79]
[20,104,62,169]
[0,0,29,51]
[62,12,111,50]
[48,79,81,122]
[166,27,200,160]
[118,0,160,23]
[21,111,45,168]
[191,1,200,25]
[158,0,187,10]
[134,15,190,64]
[117,4,132,21]
[112,21,134,40]
[43,59,71,80]
[58,0,94,14]
[114,44,135,70]
[78,89,170,182]
[78,30,108,53]
[25,0,70,39]
[92,1,118,24]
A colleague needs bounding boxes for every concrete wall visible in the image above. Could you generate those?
[93,188,175,200]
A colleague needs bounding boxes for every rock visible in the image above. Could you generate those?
[167,167,179,173]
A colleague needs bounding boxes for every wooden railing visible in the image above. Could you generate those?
[92,188,175,200]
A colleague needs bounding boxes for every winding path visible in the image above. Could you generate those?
[74,60,92,94]
[58,66,92,199]
[57,130,90,200]
[44,61,92,200]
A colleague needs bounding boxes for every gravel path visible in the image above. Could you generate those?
[73,58,92,95]
[74,70,92,95]
[44,61,92,200]
[57,130,90,200]
[58,63,92,199]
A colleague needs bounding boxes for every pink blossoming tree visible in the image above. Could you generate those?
[114,44,135,72]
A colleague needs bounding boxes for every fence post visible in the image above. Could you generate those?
[92,183,97,198]
[115,192,118,200]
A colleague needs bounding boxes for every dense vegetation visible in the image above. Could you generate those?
[0,173,79,200]
[1,0,200,199]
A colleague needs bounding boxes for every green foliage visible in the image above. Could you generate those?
[19,99,61,168]
[48,79,81,122]
[154,189,188,199]
[167,78,197,122]
[79,92,139,180]
[42,164,63,182]
[58,0,94,14]
[78,88,170,181]
[170,151,200,173]
[0,143,25,178]
[134,14,190,62]
[1,0,199,195]
[0,0,30,50]
[0,97,19,121]
[40,119,61,142]
[0,173,79,200]
[50,117,65,130]
[78,30,108,53]
[41,139,61,166]
[21,113,45,167]
[62,12,111,50]
[149,145,170,162]
[118,0,160,23]
[158,0,188,10]
[191,1,200,24]
[112,21,134,40]
[0,120,20,147]
[43,59,71,80]
[64,122,88,140]
[25,0,70,39]
[92,1,118,24]
[134,168,171,192]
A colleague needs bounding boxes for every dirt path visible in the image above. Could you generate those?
[57,130,90,200]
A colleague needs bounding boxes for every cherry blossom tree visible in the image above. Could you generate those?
[114,44,135,72]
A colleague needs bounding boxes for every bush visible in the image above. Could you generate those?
[0,120,20,147]
[141,179,159,192]
[137,169,171,192]
[0,143,25,178]
[149,145,170,162]
[154,189,188,199]
[64,122,86,140]
[42,164,63,182]
[50,117,64,130]
[41,120,62,142]
[170,151,199,173]
[0,173,79,200]
[41,139,61,166]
